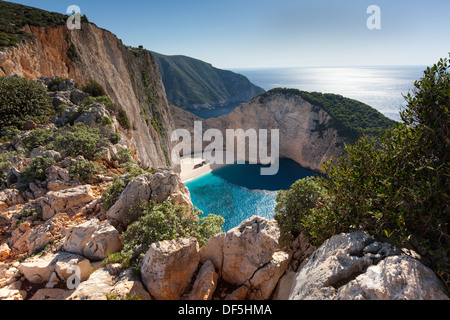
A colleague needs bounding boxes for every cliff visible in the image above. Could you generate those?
[0,19,173,169]
[172,88,396,172]
[151,51,265,109]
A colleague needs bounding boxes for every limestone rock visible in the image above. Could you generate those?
[0,189,25,207]
[273,270,297,300]
[23,120,37,131]
[222,216,280,285]
[39,185,95,220]
[63,219,122,261]
[66,266,115,300]
[30,288,74,300]
[19,253,58,284]
[110,268,152,300]
[0,264,21,288]
[83,222,123,261]
[336,255,449,300]
[0,243,11,262]
[200,232,225,274]
[66,265,149,300]
[106,174,152,228]
[74,103,111,127]
[186,260,218,300]
[26,222,54,253]
[0,281,27,300]
[106,170,193,229]
[30,148,62,162]
[141,237,200,300]
[70,89,89,105]
[288,231,449,300]
[149,169,193,212]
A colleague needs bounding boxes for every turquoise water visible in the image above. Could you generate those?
[186,158,317,231]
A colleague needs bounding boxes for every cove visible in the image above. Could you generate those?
[186,158,317,231]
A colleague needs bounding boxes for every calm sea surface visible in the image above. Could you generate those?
[186,66,426,230]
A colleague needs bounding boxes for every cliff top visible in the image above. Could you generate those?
[0,1,88,48]
[256,88,397,137]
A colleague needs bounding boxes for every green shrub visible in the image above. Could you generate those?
[48,123,108,160]
[47,77,68,91]
[79,96,118,115]
[0,153,12,186]
[116,200,224,268]
[81,79,106,97]
[22,156,56,183]
[69,159,106,183]
[21,128,54,151]
[0,77,54,131]
[117,109,131,130]
[109,132,121,144]
[102,177,127,211]
[0,126,21,142]
[115,146,134,165]
[275,177,331,245]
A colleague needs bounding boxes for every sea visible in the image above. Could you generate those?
[186,66,426,231]
[190,66,426,122]
[186,159,317,231]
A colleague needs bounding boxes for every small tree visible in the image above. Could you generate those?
[0,77,54,131]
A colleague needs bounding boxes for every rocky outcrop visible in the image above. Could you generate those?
[141,237,200,300]
[66,265,151,300]
[106,169,193,229]
[287,231,449,300]
[185,260,218,300]
[198,216,290,300]
[39,185,96,220]
[62,219,122,261]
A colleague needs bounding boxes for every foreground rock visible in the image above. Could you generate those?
[66,265,151,300]
[39,185,95,220]
[141,237,200,300]
[106,169,193,229]
[63,218,123,261]
[287,231,449,300]
[200,216,290,300]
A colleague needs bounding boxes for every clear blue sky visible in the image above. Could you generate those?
[7,0,450,68]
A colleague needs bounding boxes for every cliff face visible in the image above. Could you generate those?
[0,23,173,169]
[171,91,348,172]
[151,51,265,109]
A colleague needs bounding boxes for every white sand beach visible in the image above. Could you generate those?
[180,151,235,183]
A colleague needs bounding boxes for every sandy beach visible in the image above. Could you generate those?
[180,151,234,183]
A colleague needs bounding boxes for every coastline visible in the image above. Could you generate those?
[180,152,233,183]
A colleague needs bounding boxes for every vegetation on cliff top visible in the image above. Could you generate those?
[0,1,87,48]
[258,87,397,138]
[275,55,449,290]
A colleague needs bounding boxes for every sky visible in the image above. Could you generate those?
[6,0,450,69]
